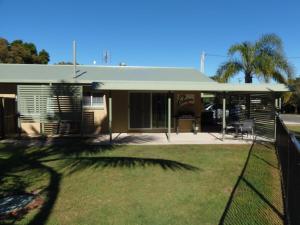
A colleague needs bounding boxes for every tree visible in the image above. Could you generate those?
[36,49,50,64]
[283,78,300,113]
[216,34,293,84]
[0,38,50,64]
[0,38,9,63]
[56,61,74,65]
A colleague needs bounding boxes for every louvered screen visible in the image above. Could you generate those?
[17,85,82,134]
[225,93,275,139]
[250,93,275,139]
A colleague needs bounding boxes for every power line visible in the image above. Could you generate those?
[205,53,227,58]
[205,53,300,59]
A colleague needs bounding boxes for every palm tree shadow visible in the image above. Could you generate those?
[0,141,199,225]
[218,141,285,225]
[41,156,200,175]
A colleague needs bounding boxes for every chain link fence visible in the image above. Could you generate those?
[275,115,300,225]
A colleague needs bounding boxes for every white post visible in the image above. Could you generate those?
[279,97,282,112]
[168,94,171,142]
[222,96,226,140]
[275,98,279,109]
[109,92,112,143]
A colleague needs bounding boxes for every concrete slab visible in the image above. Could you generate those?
[1,132,271,146]
[90,132,257,145]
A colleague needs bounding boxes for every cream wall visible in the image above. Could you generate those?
[0,84,203,135]
[21,123,41,136]
[174,91,203,131]
[111,91,129,133]
[83,94,108,134]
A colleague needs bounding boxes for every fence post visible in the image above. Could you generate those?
[0,98,4,138]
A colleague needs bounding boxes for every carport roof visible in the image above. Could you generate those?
[0,63,290,92]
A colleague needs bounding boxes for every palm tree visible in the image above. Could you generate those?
[216,34,293,84]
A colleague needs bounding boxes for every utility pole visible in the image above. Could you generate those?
[73,40,76,78]
[200,51,205,73]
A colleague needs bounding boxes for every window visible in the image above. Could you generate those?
[83,92,104,108]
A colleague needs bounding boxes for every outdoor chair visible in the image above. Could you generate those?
[239,119,255,139]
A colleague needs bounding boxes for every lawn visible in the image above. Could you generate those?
[0,141,284,225]
[286,124,300,135]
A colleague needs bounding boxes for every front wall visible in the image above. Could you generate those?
[111,91,129,133]
[21,122,40,135]
[174,91,203,132]
[0,84,17,95]
[0,85,203,135]
[83,96,108,134]
[109,91,203,133]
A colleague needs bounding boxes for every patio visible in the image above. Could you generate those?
[90,132,257,145]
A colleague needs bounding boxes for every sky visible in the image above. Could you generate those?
[1,0,300,81]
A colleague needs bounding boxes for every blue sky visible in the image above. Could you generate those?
[1,0,300,81]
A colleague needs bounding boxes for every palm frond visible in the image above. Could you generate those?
[216,60,243,83]
[255,33,283,53]
[228,42,254,73]
[253,35,294,84]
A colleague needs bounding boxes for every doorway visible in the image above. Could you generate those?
[129,92,171,129]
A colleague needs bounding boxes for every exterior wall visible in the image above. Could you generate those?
[111,91,129,133]
[108,91,203,133]
[0,84,17,96]
[0,84,17,136]
[0,84,203,135]
[21,123,40,135]
[174,91,203,132]
[83,95,108,134]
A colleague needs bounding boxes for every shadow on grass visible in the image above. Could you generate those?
[219,141,285,225]
[41,156,199,174]
[0,139,198,224]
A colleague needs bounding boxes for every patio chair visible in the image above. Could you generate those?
[239,119,255,139]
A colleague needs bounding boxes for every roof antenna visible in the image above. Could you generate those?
[102,50,111,64]
[200,51,205,73]
[73,40,76,78]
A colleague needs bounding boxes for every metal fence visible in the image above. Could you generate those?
[275,115,300,225]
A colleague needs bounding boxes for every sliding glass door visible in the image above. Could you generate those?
[129,93,151,128]
[129,92,171,129]
[152,93,168,128]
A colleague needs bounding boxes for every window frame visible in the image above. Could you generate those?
[82,92,105,109]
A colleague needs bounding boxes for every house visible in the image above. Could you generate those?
[0,63,289,140]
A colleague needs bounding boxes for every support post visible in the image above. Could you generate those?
[222,95,226,141]
[274,97,277,140]
[80,87,84,137]
[278,97,282,112]
[275,98,279,109]
[168,93,171,142]
[109,91,112,143]
[16,93,21,138]
[0,98,5,139]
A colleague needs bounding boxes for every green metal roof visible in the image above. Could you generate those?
[0,64,290,92]
[0,64,213,83]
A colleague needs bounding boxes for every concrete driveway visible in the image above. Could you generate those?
[280,114,300,125]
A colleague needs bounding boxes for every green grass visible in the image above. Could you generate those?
[287,125,300,135]
[0,141,283,225]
